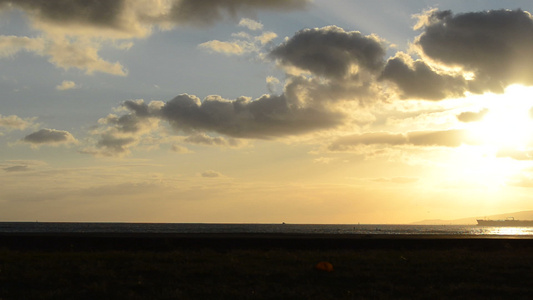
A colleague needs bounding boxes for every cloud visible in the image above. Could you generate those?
[380,52,466,100]
[183,133,244,147]
[0,114,35,130]
[198,19,277,56]
[414,9,533,94]
[159,92,344,139]
[55,80,78,91]
[171,144,193,154]
[166,0,310,27]
[456,108,489,123]
[95,133,137,156]
[84,101,163,157]
[46,38,127,75]
[86,8,533,156]
[3,165,29,172]
[266,76,281,94]
[269,25,386,79]
[496,148,533,161]
[329,129,480,151]
[200,170,223,178]
[0,0,308,75]
[0,160,46,172]
[0,35,45,57]
[22,128,77,146]
[198,40,247,55]
[239,18,263,31]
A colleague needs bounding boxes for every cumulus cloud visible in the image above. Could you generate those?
[239,18,263,31]
[84,8,533,157]
[380,52,466,100]
[22,128,77,146]
[328,129,480,151]
[0,114,35,130]
[199,40,247,55]
[0,35,45,57]
[55,80,78,91]
[158,92,344,139]
[269,25,386,79]
[199,18,277,56]
[456,108,489,123]
[414,9,533,94]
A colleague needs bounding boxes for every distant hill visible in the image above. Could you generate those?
[411,210,533,225]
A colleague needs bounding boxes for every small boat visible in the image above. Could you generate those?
[477,217,533,226]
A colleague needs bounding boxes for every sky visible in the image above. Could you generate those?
[2,0,533,224]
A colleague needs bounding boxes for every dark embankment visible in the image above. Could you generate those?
[2,233,533,299]
[1,232,533,251]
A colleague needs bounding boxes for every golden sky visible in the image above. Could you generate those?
[2,0,533,223]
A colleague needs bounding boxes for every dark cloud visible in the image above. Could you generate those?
[457,108,489,123]
[0,0,309,31]
[0,0,124,28]
[380,54,466,100]
[22,128,76,145]
[161,93,343,138]
[415,9,533,93]
[329,129,480,151]
[269,26,385,78]
[96,133,136,156]
[169,0,309,27]
[116,92,343,139]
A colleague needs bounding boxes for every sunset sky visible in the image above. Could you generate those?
[2,0,533,224]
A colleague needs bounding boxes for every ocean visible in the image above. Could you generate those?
[2,222,533,236]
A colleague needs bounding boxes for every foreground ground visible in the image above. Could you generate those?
[1,234,533,299]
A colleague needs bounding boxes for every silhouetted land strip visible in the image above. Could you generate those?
[2,233,533,299]
[2,232,533,251]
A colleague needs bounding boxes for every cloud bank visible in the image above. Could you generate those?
[83,8,533,157]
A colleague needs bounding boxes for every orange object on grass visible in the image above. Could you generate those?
[315,261,334,272]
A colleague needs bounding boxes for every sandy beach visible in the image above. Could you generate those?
[2,233,533,299]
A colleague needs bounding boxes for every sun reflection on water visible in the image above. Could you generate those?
[479,227,533,235]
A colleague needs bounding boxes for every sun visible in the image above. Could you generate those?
[465,85,533,150]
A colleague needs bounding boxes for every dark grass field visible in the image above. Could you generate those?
[1,233,533,299]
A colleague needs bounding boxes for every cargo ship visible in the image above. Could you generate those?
[477,217,533,226]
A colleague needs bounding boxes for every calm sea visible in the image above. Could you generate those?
[2,222,533,236]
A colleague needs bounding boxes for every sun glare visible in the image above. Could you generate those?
[466,85,533,149]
